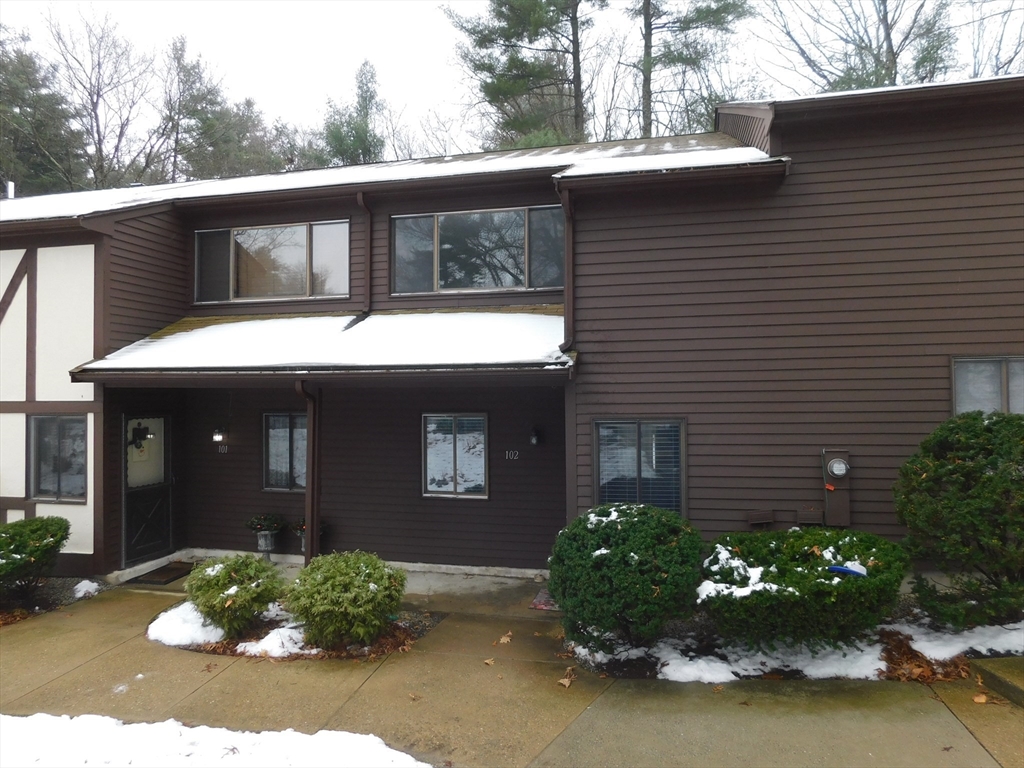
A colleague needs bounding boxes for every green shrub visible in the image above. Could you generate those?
[548,504,704,649]
[698,528,908,647]
[0,516,71,603]
[894,411,1024,627]
[184,554,285,637]
[285,551,406,648]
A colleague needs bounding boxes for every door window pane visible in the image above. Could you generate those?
[235,225,307,298]
[126,418,165,488]
[438,210,525,289]
[528,207,565,288]
[291,415,307,489]
[312,222,349,296]
[266,414,291,488]
[423,414,487,496]
[956,359,1004,414]
[456,416,486,494]
[393,216,435,293]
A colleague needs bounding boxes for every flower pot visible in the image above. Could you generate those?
[256,530,277,561]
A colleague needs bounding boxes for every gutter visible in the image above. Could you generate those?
[557,188,574,354]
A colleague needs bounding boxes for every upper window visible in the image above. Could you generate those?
[954,357,1024,415]
[196,221,349,302]
[31,415,87,501]
[596,420,683,513]
[392,206,564,294]
[423,414,487,497]
[264,413,307,491]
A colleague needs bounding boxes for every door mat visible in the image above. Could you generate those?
[126,562,194,585]
[530,588,561,611]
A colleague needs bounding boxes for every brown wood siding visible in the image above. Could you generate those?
[182,384,565,568]
[570,102,1024,540]
[107,211,190,352]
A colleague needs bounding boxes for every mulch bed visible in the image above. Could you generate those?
[185,610,447,662]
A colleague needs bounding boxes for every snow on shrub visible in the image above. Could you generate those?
[285,551,406,648]
[698,528,907,647]
[183,554,285,638]
[0,516,70,603]
[894,411,1024,628]
[548,503,704,650]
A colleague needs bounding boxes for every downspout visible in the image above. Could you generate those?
[356,192,372,315]
[556,185,574,358]
[295,380,321,564]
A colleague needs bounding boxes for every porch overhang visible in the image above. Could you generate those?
[72,310,574,385]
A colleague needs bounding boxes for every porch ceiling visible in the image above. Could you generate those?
[72,310,572,382]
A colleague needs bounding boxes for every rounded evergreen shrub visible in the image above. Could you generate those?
[698,528,908,647]
[184,554,285,638]
[894,411,1024,627]
[0,516,71,603]
[285,551,406,648]
[548,503,704,649]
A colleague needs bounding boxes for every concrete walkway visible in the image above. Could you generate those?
[1,579,1021,768]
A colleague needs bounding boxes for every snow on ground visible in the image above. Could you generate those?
[236,626,319,658]
[572,620,1024,684]
[147,602,225,646]
[72,580,102,599]
[0,713,427,767]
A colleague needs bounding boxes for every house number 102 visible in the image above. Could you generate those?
[505,450,519,460]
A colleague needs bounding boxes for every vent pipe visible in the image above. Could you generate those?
[5,181,13,199]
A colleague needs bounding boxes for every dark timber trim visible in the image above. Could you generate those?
[296,380,322,563]
[25,247,37,402]
[0,248,30,322]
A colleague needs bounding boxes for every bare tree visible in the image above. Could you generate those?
[46,13,164,187]
[962,0,1024,76]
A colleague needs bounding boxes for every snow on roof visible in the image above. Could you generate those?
[1,133,771,224]
[78,311,571,374]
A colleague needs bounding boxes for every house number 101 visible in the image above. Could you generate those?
[505,450,519,460]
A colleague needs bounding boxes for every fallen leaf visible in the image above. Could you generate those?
[738,701,751,707]
[973,693,988,704]
[499,631,513,644]
[976,673,984,686]
[712,685,724,694]
[484,658,495,666]
[761,673,784,680]
[202,663,217,673]
[942,746,953,752]
[497,674,503,679]
[809,545,822,557]
[558,667,577,688]
[534,632,542,637]
[399,642,413,653]
[409,693,421,702]
[599,673,608,679]
[224,599,233,608]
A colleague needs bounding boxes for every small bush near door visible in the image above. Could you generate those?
[894,411,1024,628]
[0,516,70,603]
[697,528,908,647]
[184,554,285,637]
[548,504,704,650]
[285,552,406,648]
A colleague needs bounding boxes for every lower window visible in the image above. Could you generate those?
[423,414,487,497]
[31,415,87,500]
[264,414,307,490]
[596,420,683,512]
[954,357,1024,415]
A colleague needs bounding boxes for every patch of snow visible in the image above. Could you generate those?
[222,585,240,597]
[135,674,145,680]
[73,580,101,599]
[0,713,428,767]
[885,620,1024,660]
[147,602,225,646]
[204,563,225,577]
[112,684,128,694]
[592,548,611,557]
[238,626,320,658]
[261,602,291,622]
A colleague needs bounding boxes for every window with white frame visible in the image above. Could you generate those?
[392,206,564,293]
[954,357,1024,414]
[423,414,487,497]
[264,414,307,491]
[196,221,349,302]
[595,420,683,513]
[31,415,87,501]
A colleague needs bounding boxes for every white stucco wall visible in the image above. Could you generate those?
[34,412,95,555]
[0,249,28,401]
[0,412,26,497]
[35,245,94,402]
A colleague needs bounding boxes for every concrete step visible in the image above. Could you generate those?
[972,657,1024,708]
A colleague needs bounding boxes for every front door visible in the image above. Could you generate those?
[124,416,173,565]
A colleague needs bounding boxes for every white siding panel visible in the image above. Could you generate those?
[5,510,25,522]
[36,245,94,401]
[0,279,27,401]
[0,412,26,496]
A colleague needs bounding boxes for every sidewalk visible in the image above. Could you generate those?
[1,579,1021,768]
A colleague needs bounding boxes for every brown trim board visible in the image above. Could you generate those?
[0,401,102,414]
[0,248,30,322]
[25,247,36,402]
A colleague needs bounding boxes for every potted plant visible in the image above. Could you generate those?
[246,514,287,560]
[291,518,328,554]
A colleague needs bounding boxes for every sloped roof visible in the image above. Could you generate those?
[0,133,769,224]
[74,311,572,376]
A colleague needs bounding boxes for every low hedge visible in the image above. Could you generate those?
[548,503,704,649]
[285,551,406,648]
[184,554,285,638]
[0,516,71,603]
[698,528,908,647]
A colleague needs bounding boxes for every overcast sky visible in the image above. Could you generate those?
[2,0,496,148]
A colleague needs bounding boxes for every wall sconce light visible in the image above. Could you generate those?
[212,428,225,443]
[530,427,544,446]
[129,421,154,449]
